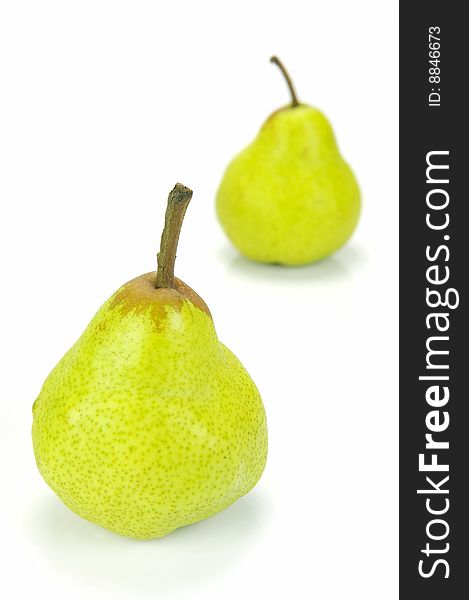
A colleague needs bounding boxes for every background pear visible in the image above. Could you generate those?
[32,184,267,540]
[216,56,361,266]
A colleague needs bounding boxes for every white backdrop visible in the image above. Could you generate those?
[0,1,398,598]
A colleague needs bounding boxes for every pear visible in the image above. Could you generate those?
[216,56,361,266]
[32,184,267,540]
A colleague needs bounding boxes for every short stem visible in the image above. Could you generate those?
[155,183,193,289]
[270,56,300,107]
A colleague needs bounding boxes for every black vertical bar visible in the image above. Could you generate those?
[400,2,467,597]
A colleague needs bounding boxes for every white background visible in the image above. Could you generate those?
[0,1,398,598]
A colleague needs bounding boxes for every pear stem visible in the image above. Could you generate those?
[270,56,300,108]
[155,183,193,289]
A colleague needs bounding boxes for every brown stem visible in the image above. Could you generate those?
[270,56,300,107]
[155,183,193,289]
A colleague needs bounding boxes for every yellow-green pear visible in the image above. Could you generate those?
[32,184,267,540]
[216,56,361,265]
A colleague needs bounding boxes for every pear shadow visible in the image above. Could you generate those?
[24,490,271,598]
[219,243,368,285]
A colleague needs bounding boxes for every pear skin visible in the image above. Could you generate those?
[32,185,267,540]
[216,57,360,266]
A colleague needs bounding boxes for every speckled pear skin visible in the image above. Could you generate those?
[216,105,360,265]
[32,273,267,540]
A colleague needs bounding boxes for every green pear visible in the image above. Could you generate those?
[32,184,267,540]
[216,56,361,266]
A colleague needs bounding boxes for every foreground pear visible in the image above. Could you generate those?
[216,56,361,265]
[32,184,267,540]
